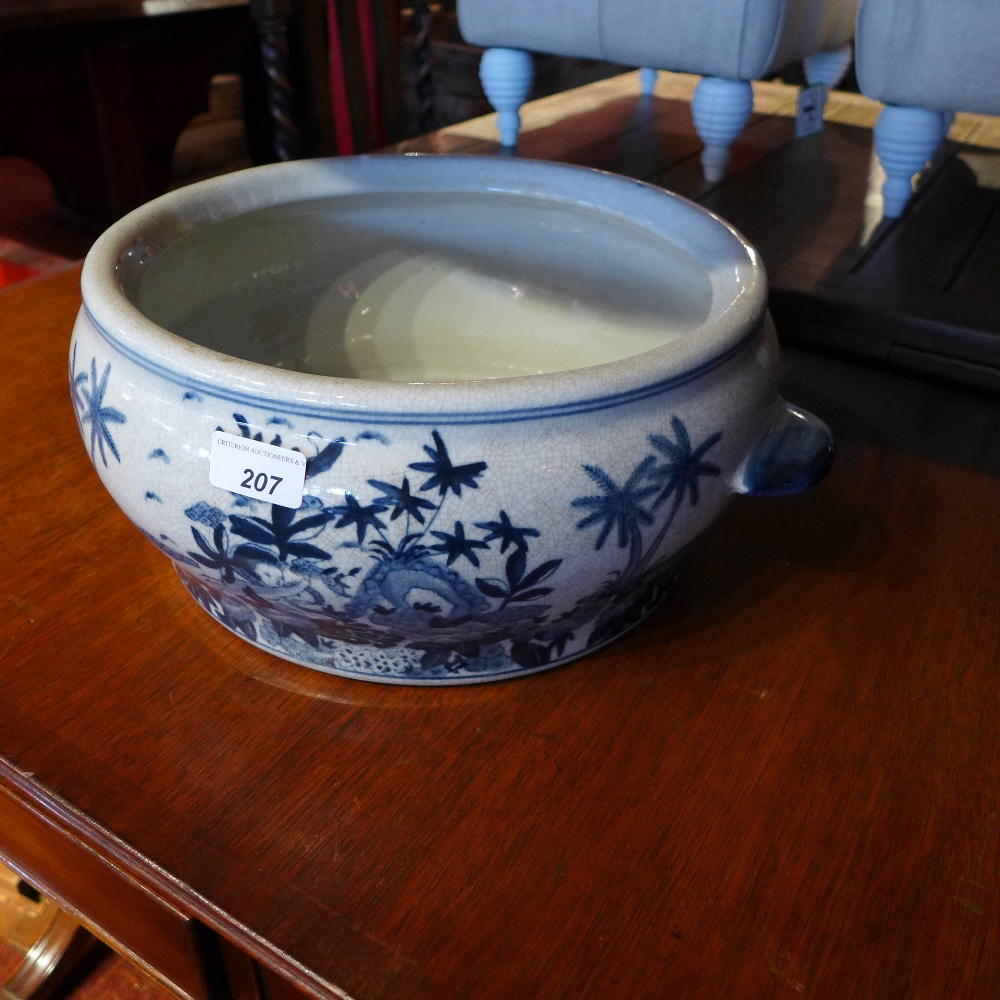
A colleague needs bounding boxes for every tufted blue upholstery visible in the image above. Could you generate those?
[458,0,859,179]
[458,0,857,79]
[856,0,1000,116]
[853,0,1000,216]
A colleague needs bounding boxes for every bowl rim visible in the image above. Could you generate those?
[80,155,769,423]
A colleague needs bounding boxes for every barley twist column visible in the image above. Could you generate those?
[250,0,300,161]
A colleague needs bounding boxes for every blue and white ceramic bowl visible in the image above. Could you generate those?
[70,155,832,684]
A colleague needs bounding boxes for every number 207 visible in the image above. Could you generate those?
[241,469,283,495]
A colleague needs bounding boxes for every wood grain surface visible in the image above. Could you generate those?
[2,241,1000,1000]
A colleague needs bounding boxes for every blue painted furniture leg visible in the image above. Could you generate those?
[479,47,534,148]
[873,104,945,218]
[801,44,853,123]
[639,67,658,96]
[803,44,853,90]
[690,76,754,182]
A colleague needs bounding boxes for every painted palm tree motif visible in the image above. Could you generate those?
[573,415,722,581]
[572,456,659,555]
[70,348,127,467]
[565,414,723,650]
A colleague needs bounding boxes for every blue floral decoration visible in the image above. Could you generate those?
[171,418,566,678]
[139,409,722,681]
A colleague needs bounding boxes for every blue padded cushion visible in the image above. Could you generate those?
[458,0,857,79]
[458,0,605,65]
[856,0,1000,115]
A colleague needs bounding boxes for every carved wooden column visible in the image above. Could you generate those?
[249,0,300,160]
[410,0,435,133]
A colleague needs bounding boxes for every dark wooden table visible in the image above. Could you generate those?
[3,242,1000,998]
[395,71,1000,395]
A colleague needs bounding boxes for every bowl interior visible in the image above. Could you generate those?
[133,187,715,382]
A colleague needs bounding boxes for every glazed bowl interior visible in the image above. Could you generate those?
[103,156,763,386]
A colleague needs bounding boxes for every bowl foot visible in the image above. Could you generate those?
[175,558,684,685]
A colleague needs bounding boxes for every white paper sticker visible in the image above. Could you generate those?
[796,83,826,138]
[209,431,307,509]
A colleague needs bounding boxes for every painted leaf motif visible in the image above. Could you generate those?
[285,541,331,561]
[290,513,332,535]
[475,579,508,599]
[306,439,345,479]
[233,544,282,565]
[517,559,562,591]
[191,527,221,558]
[508,588,554,603]
[229,516,276,545]
[506,548,527,587]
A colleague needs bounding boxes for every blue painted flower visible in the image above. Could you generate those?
[649,417,722,511]
[185,501,225,528]
[430,521,491,567]
[368,476,437,524]
[76,357,126,467]
[571,456,658,549]
[475,510,540,552]
[409,430,487,497]
[331,493,388,544]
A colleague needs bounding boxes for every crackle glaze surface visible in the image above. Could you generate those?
[70,156,825,684]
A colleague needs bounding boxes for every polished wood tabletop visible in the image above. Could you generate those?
[2,264,1000,999]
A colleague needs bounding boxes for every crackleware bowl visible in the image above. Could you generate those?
[70,155,833,684]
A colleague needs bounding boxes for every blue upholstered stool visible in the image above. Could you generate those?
[458,0,859,181]
[856,0,1000,218]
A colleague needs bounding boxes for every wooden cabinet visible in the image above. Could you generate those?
[3,188,1000,995]
[0,783,221,999]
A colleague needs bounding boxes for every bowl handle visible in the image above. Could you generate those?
[733,401,834,497]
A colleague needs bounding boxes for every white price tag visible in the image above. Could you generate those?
[209,431,307,509]
[796,83,826,138]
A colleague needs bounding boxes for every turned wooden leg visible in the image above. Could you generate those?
[690,76,754,183]
[0,866,97,1000]
[479,47,534,148]
[803,44,853,90]
[249,0,298,161]
[639,67,658,96]
[873,104,944,218]
[410,0,436,134]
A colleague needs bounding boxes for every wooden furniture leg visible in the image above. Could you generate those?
[0,865,97,1000]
